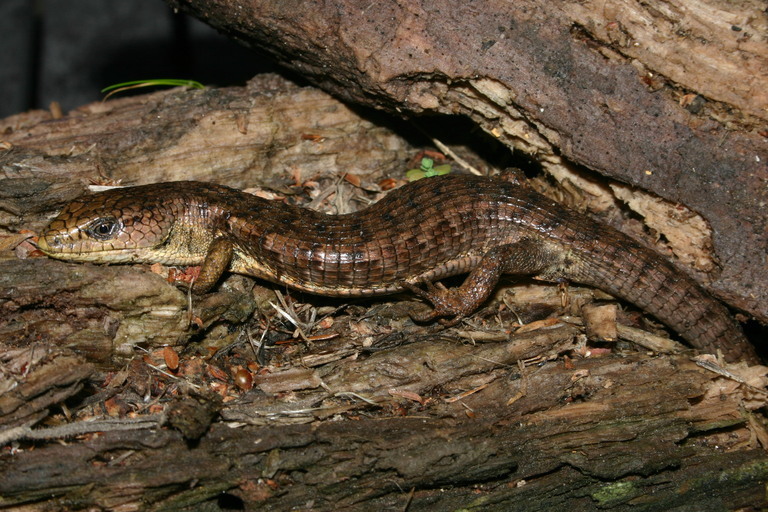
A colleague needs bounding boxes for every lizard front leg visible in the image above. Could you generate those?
[193,237,234,293]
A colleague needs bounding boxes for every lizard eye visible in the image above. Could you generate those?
[85,217,121,241]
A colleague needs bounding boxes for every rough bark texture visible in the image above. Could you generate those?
[1,4,767,510]
[168,0,768,321]
[0,73,413,228]
[2,334,768,511]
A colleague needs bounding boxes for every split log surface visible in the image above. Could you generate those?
[2,335,767,510]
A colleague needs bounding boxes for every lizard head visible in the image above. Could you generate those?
[37,184,182,264]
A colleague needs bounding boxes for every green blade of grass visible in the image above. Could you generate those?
[101,79,205,100]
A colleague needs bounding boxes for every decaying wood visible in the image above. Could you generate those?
[0,74,415,233]
[0,10,767,510]
[0,259,190,365]
[169,0,768,321]
[0,344,93,433]
[1,342,766,510]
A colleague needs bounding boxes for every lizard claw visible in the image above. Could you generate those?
[403,281,467,325]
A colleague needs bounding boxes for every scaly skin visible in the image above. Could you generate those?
[37,174,759,363]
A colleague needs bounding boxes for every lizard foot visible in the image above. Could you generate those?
[403,281,469,326]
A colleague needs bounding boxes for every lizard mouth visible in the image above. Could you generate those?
[35,233,135,263]
[35,235,53,254]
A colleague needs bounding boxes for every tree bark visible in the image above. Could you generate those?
[168,0,768,321]
[2,336,767,510]
[1,4,767,511]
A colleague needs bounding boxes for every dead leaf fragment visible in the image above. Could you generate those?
[163,346,180,371]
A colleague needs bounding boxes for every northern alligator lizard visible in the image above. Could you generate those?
[37,174,759,363]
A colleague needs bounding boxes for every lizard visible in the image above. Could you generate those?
[36,173,760,363]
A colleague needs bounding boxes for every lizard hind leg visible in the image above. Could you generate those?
[405,237,559,325]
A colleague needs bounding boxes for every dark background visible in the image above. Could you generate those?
[0,0,270,119]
